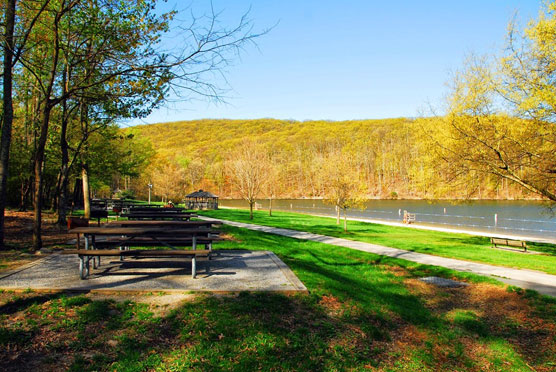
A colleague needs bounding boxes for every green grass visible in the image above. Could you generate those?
[1,224,555,371]
[198,208,556,275]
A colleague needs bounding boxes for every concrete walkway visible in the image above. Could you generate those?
[0,250,307,293]
[201,217,556,297]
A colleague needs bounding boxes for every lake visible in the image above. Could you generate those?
[219,199,556,240]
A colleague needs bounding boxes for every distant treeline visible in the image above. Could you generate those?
[127,118,533,201]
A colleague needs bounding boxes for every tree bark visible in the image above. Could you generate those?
[0,0,17,249]
[336,205,340,225]
[32,103,54,251]
[56,64,71,225]
[343,208,347,233]
[82,164,90,219]
[249,200,254,220]
[268,197,272,216]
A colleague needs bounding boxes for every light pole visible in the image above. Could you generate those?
[148,183,153,204]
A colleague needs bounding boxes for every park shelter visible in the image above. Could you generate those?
[185,190,219,210]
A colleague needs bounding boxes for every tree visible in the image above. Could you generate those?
[0,0,16,249]
[321,152,366,232]
[149,158,186,203]
[262,152,283,217]
[227,141,267,220]
[2,0,264,250]
[428,2,556,202]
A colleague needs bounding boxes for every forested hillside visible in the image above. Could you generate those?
[127,118,533,201]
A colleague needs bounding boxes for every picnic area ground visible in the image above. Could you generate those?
[0,209,556,371]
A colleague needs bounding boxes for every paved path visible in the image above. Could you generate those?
[201,217,556,297]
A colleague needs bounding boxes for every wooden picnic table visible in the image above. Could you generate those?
[119,212,197,220]
[107,220,218,228]
[67,226,219,279]
[129,206,187,211]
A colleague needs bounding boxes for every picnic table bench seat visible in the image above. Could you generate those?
[93,235,221,249]
[62,249,211,279]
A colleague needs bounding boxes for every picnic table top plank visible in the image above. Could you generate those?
[107,220,218,227]
[63,249,211,256]
[69,226,216,235]
[120,213,197,218]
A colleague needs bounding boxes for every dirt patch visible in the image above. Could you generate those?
[86,292,197,316]
[4,210,73,249]
[0,211,74,274]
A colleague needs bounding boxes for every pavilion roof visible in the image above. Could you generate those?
[185,189,219,198]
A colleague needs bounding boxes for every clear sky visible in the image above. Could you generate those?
[126,0,542,126]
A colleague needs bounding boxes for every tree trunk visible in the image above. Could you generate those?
[82,164,90,219]
[0,0,16,249]
[268,197,272,216]
[343,208,347,233]
[249,200,254,220]
[56,64,71,226]
[336,205,340,225]
[32,103,54,251]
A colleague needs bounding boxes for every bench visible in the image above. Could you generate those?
[403,210,416,224]
[62,249,210,279]
[90,209,109,225]
[490,237,528,252]
[94,236,220,251]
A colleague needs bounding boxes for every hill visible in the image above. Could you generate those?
[127,118,530,200]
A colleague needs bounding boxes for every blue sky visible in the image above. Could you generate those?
[127,0,541,126]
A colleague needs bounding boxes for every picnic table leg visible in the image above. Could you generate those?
[79,256,85,279]
[191,235,198,278]
[79,255,90,279]
[192,256,197,279]
[91,235,98,269]
[84,234,93,276]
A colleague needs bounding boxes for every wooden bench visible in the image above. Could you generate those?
[62,249,210,279]
[94,235,220,251]
[490,237,528,252]
[403,210,416,224]
[90,209,109,225]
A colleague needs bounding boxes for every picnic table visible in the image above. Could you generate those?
[128,206,187,212]
[107,220,218,228]
[65,226,219,279]
[119,212,197,221]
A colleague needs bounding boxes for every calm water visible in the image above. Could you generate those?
[219,199,556,240]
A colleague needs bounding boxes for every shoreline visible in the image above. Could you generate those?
[218,206,556,245]
[218,197,551,202]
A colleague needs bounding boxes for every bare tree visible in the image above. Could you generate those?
[227,141,267,220]
[321,152,367,232]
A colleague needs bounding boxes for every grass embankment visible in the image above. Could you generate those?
[1,224,556,370]
[198,209,556,275]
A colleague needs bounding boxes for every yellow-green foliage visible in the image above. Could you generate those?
[127,118,532,200]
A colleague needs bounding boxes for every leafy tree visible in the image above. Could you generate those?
[430,1,556,202]
[0,0,264,250]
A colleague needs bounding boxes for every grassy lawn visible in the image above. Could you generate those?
[197,209,556,275]
[1,224,556,371]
